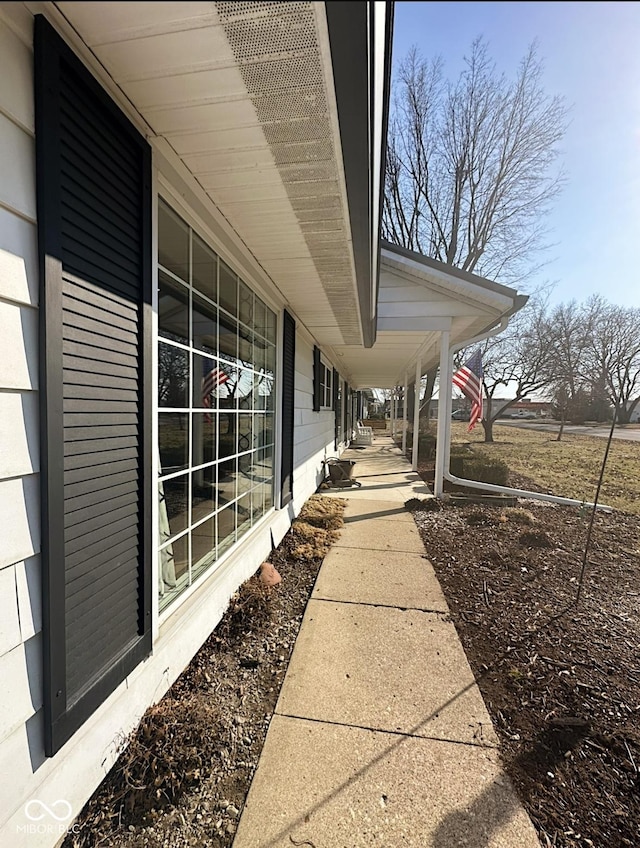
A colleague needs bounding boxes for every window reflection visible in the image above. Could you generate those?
[192,234,216,301]
[191,515,216,577]
[159,413,188,474]
[158,200,277,609]
[160,474,189,539]
[159,271,189,344]
[159,343,189,408]
[192,465,217,524]
[193,293,217,355]
[159,202,189,282]
[192,411,217,466]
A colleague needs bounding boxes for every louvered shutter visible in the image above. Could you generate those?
[333,368,339,448]
[281,311,296,507]
[35,16,152,756]
[312,345,322,412]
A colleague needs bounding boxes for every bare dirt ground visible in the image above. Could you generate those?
[63,496,345,848]
[409,481,640,848]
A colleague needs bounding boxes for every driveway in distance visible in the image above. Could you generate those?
[497,420,640,442]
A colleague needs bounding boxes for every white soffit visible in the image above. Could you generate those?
[56,1,363,345]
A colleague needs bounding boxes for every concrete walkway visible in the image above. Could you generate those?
[233,437,540,848]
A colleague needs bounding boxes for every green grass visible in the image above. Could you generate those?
[450,422,640,514]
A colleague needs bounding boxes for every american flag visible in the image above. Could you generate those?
[202,362,229,422]
[452,350,483,432]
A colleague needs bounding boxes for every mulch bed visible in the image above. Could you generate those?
[409,477,640,848]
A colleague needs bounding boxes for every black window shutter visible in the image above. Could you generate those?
[312,345,322,412]
[35,16,152,756]
[333,368,339,448]
[281,311,296,507]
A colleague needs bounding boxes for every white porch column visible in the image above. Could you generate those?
[411,358,421,471]
[401,373,408,454]
[434,331,452,498]
[390,388,396,439]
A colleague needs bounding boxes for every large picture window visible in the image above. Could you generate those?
[157,199,277,610]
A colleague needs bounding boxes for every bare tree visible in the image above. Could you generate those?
[587,299,640,425]
[474,301,554,441]
[384,39,568,285]
[544,299,601,437]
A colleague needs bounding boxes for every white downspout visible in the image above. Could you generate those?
[411,357,421,471]
[401,373,408,455]
[436,319,613,512]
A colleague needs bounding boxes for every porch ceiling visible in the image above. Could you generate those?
[56,1,372,346]
[330,244,527,389]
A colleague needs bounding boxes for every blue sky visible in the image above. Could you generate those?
[391,1,640,308]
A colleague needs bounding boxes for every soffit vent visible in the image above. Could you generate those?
[215,0,361,344]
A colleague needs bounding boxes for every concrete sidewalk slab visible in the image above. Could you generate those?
[341,498,415,524]
[277,600,497,746]
[312,547,448,612]
[334,518,426,553]
[233,715,540,848]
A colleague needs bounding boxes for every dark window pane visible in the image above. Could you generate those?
[237,413,253,455]
[218,413,237,462]
[217,504,236,556]
[192,466,217,524]
[264,480,273,512]
[219,311,238,362]
[160,473,189,539]
[238,324,253,364]
[191,515,216,577]
[192,234,217,301]
[159,413,188,474]
[239,280,254,326]
[254,297,267,339]
[237,455,253,496]
[236,492,252,539]
[253,336,267,373]
[255,414,274,450]
[192,411,217,466]
[159,530,188,611]
[159,201,189,282]
[251,485,264,522]
[219,260,237,318]
[193,293,217,355]
[159,270,189,344]
[265,307,277,344]
[159,343,189,408]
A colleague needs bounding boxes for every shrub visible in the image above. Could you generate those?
[462,452,509,486]
[418,432,437,459]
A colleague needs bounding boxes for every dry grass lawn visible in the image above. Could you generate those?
[449,422,640,514]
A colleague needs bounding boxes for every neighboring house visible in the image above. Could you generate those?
[626,402,640,423]
[0,4,525,845]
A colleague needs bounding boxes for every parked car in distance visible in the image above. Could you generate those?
[501,408,537,419]
[452,409,471,421]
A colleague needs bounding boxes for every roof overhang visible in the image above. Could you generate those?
[329,241,528,388]
[50,1,393,347]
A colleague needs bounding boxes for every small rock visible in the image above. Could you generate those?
[227,804,240,818]
[226,822,237,835]
[218,799,230,810]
